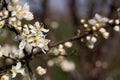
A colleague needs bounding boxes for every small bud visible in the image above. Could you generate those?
[103,32,109,39]
[86,36,91,40]
[64,42,72,48]
[80,19,85,23]
[99,28,106,33]
[91,36,97,43]
[83,24,88,28]
[114,25,120,32]
[108,19,114,24]
[115,19,120,24]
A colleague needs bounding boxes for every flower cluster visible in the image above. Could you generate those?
[80,14,111,48]
[0,0,33,31]
[18,21,50,53]
[0,0,50,79]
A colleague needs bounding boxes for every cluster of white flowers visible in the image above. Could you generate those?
[0,0,50,79]
[0,0,33,31]
[48,56,75,72]
[8,0,33,30]
[80,14,111,49]
[18,21,50,53]
[1,62,25,80]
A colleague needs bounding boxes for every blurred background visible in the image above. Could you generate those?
[1,0,120,80]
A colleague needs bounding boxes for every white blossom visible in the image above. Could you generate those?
[88,14,109,26]
[29,21,49,36]
[11,62,25,78]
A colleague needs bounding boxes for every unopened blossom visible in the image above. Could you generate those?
[88,14,109,26]
[64,42,72,48]
[58,44,66,55]
[11,62,25,78]
[1,74,9,80]
[99,28,109,39]
[103,32,109,39]
[36,66,47,76]
[114,25,120,32]
[86,36,97,49]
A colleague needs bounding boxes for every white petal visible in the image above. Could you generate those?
[18,69,25,75]
[29,24,35,30]
[16,62,22,69]
[12,72,17,78]
[88,19,96,25]
[24,12,34,20]
[102,18,109,23]
[12,0,19,4]
[23,3,30,11]
[38,43,44,48]
[95,14,102,20]
[30,30,36,34]
[88,44,94,49]
[19,40,26,49]
[42,49,46,54]
[41,28,49,33]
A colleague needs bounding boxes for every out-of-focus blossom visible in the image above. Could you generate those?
[60,60,75,72]
[36,66,47,76]
[1,74,9,80]
[0,45,11,57]
[99,28,109,39]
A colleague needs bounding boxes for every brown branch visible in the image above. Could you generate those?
[49,32,89,48]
